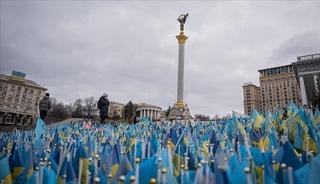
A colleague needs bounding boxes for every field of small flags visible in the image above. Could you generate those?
[1,102,320,184]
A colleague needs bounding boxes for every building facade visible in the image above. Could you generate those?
[0,71,47,126]
[243,83,261,115]
[292,53,320,107]
[258,65,301,112]
[108,101,125,119]
[136,103,162,121]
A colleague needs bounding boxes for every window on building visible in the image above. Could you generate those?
[21,94,26,103]
[18,86,21,92]
[38,90,41,95]
[30,89,34,94]
[7,96,12,103]
[1,90,7,96]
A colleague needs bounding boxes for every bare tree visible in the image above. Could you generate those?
[194,114,210,121]
[84,97,97,119]
[72,99,84,118]
[47,98,69,122]
[65,103,73,117]
[214,114,220,121]
[124,101,137,123]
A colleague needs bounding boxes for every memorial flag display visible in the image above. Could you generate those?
[1,103,320,184]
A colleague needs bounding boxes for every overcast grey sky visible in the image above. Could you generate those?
[1,1,319,116]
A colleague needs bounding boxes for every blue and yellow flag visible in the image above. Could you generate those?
[0,155,13,184]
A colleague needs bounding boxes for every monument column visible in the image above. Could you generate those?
[299,75,308,105]
[167,13,193,122]
[176,32,188,108]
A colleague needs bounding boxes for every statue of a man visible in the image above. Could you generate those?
[177,13,189,32]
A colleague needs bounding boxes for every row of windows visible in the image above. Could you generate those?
[260,66,293,77]
[2,104,38,112]
[0,83,42,95]
[1,96,39,106]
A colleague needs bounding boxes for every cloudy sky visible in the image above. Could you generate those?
[1,1,319,116]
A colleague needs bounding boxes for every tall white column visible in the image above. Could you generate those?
[150,109,152,119]
[176,32,188,108]
[156,111,158,120]
[314,74,319,96]
[177,44,184,103]
[152,110,155,120]
[151,109,154,120]
[299,75,308,105]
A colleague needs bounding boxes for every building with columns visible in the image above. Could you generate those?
[136,103,162,121]
[0,71,47,126]
[293,53,320,107]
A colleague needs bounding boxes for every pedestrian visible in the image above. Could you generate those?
[39,92,51,121]
[98,93,110,123]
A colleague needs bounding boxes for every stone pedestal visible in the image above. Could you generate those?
[167,103,193,122]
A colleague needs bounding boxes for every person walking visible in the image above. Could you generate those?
[39,92,51,121]
[98,93,109,123]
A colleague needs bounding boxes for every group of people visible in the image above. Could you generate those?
[38,93,110,123]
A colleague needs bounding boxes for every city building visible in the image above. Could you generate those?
[136,103,162,121]
[243,83,261,115]
[0,71,47,125]
[243,63,302,114]
[258,64,301,112]
[108,101,125,119]
[292,53,320,107]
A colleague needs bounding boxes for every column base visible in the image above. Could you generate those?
[167,103,193,123]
